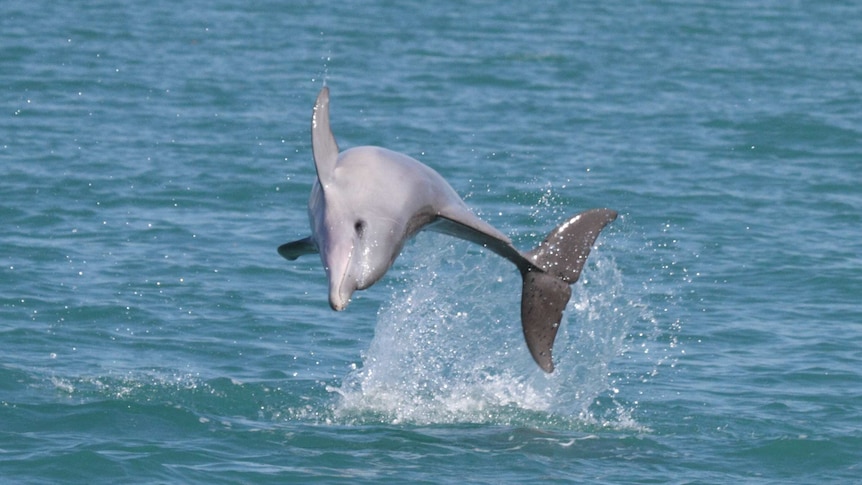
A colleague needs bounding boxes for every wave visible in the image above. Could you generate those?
[329,230,660,429]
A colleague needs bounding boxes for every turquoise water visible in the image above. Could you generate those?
[3,0,861,482]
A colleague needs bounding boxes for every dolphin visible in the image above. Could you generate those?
[279,87,617,372]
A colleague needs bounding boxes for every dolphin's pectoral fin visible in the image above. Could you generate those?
[278,236,318,260]
[311,87,339,187]
[520,270,572,373]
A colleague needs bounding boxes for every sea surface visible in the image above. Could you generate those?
[2,1,861,483]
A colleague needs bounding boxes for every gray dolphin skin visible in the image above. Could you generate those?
[279,87,617,372]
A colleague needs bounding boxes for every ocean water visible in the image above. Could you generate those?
[2,0,861,483]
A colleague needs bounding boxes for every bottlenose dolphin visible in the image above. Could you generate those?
[279,87,616,372]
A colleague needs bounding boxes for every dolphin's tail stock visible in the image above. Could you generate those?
[518,208,618,372]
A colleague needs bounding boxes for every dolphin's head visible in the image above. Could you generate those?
[306,88,419,311]
[310,179,404,311]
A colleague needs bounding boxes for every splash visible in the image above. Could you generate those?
[329,231,649,428]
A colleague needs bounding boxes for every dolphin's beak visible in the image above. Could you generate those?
[322,238,357,311]
[329,286,352,311]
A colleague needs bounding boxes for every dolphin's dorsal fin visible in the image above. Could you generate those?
[311,87,339,187]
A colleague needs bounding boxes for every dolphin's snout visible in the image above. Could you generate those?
[322,238,358,312]
[328,291,351,311]
[326,268,355,311]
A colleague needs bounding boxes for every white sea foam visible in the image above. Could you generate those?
[330,231,656,428]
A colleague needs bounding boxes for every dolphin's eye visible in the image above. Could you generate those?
[354,220,365,237]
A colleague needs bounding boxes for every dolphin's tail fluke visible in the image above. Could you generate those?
[519,208,617,372]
